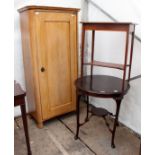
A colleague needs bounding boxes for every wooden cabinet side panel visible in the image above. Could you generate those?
[19,11,43,123]
[29,10,44,123]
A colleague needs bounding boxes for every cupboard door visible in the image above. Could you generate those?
[35,11,77,120]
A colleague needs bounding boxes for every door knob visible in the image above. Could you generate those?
[41,67,45,72]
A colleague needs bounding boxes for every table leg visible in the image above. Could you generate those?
[75,92,81,140]
[85,96,89,122]
[111,98,121,148]
[20,104,32,155]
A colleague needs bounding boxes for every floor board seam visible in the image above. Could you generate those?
[46,128,70,155]
[57,117,97,155]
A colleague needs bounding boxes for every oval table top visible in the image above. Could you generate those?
[75,75,130,97]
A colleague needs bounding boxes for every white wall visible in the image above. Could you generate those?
[14,0,83,116]
[87,0,141,134]
[88,0,141,38]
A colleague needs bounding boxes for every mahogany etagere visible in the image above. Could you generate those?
[74,22,136,148]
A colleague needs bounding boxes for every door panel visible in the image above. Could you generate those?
[35,12,77,120]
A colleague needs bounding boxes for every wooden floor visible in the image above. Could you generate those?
[14,103,140,155]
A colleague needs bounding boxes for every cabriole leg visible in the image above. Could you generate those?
[111,98,122,148]
[75,91,81,140]
[85,96,89,122]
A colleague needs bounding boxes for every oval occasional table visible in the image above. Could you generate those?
[74,75,130,148]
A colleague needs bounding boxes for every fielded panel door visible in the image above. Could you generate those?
[35,11,77,120]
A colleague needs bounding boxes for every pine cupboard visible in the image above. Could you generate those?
[18,6,79,128]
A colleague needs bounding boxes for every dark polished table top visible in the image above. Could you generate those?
[75,75,130,97]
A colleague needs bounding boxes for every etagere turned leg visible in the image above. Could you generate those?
[20,103,32,155]
[85,96,89,122]
[111,98,122,148]
[75,91,81,140]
